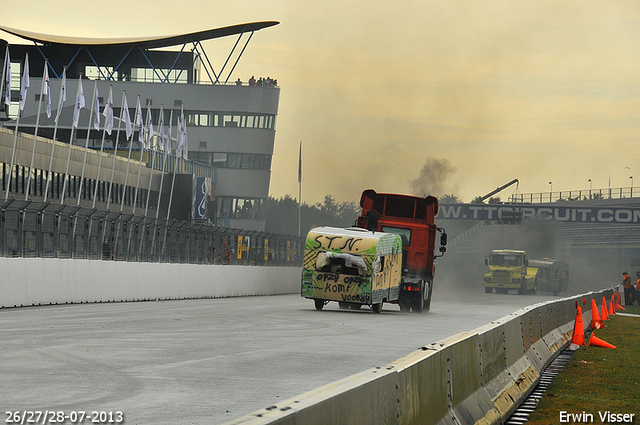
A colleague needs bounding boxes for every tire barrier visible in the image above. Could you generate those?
[225,289,610,425]
[0,257,301,308]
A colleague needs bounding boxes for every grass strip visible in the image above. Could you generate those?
[527,304,640,424]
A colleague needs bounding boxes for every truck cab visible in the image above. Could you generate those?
[354,189,447,312]
[484,249,538,295]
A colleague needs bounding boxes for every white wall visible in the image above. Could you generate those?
[0,257,301,308]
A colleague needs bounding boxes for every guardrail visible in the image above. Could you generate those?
[510,187,637,203]
[0,199,303,267]
[225,289,610,425]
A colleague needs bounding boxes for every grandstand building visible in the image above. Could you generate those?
[0,22,279,230]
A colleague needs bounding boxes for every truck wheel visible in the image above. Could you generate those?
[423,281,432,312]
[372,303,383,314]
[412,280,426,313]
[399,302,411,312]
[518,280,526,295]
[314,299,325,311]
[529,279,538,295]
[485,287,493,294]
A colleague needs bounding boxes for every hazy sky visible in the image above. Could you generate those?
[4,1,640,204]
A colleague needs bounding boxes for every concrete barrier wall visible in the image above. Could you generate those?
[0,257,301,308]
[225,289,613,425]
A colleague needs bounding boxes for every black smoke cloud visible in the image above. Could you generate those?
[410,157,458,197]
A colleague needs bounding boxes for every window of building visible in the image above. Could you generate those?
[218,197,265,220]
[85,66,118,80]
[227,153,242,168]
[212,153,227,168]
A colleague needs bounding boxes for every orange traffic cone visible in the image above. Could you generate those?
[569,306,585,350]
[615,292,625,311]
[588,332,616,349]
[609,295,615,316]
[590,299,602,329]
[601,297,609,320]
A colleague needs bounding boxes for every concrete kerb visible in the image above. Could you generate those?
[224,289,613,425]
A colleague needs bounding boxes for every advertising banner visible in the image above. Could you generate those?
[437,203,640,225]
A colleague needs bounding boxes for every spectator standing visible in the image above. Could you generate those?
[235,78,242,86]
[248,76,256,86]
[622,271,634,306]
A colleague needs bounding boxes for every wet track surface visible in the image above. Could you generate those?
[0,285,569,424]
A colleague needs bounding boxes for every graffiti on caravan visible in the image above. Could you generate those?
[436,204,640,224]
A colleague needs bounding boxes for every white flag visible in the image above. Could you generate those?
[44,64,51,118]
[145,103,153,150]
[180,105,187,159]
[72,78,85,128]
[123,94,132,140]
[175,113,183,158]
[54,68,66,124]
[92,84,100,130]
[3,47,10,106]
[158,104,164,151]
[19,53,29,111]
[167,110,173,154]
[135,96,143,144]
[102,86,113,135]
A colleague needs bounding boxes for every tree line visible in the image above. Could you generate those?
[264,195,361,236]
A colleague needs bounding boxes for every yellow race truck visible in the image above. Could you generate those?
[483,249,538,295]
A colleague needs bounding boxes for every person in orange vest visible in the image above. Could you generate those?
[622,271,634,306]
[635,272,640,306]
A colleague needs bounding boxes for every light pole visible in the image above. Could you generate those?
[631,176,634,198]
[588,179,592,199]
[549,181,552,202]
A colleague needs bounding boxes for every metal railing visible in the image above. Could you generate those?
[509,186,638,203]
[0,198,303,267]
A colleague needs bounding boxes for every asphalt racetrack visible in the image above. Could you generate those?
[1,284,575,425]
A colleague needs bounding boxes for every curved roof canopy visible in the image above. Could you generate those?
[0,21,279,48]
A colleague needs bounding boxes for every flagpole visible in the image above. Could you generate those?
[154,105,168,218]
[92,84,112,209]
[44,66,66,203]
[131,95,145,216]
[76,79,98,206]
[1,45,8,114]
[106,90,126,210]
[298,140,302,237]
[24,61,49,200]
[119,100,135,213]
[5,53,29,200]
[162,110,179,258]
[60,75,85,205]
[143,102,155,217]
[5,106,21,201]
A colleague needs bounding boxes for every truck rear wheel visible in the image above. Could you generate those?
[423,280,432,312]
[412,280,427,313]
[372,303,383,313]
[485,287,493,293]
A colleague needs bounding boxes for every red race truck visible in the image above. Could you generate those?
[354,189,447,312]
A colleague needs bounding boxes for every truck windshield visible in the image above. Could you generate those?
[381,226,411,246]
[490,253,522,267]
